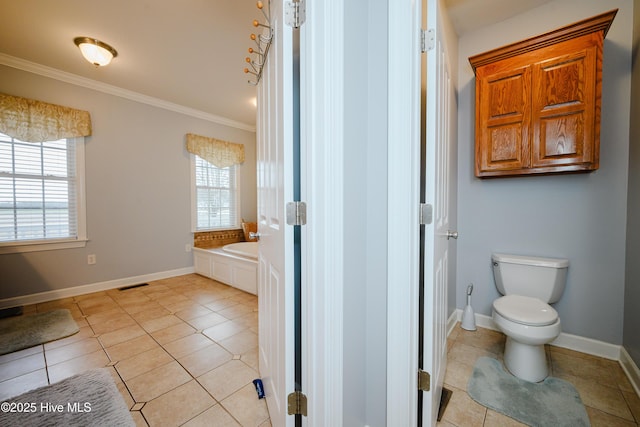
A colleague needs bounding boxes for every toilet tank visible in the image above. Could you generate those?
[492,253,569,303]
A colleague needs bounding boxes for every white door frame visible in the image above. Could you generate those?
[300,0,422,424]
[300,1,345,425]
[387,0,422,426]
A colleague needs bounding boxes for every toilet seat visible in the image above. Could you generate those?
[493,295,558,326]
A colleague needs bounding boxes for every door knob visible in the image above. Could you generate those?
[249,232,261,241]
[446,230,458,240]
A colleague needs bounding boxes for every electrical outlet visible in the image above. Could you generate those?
[87,254,96,265]
[185,244,192,252]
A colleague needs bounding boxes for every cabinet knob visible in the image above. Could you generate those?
[446,230,458,240]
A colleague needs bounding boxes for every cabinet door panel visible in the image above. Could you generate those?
[540,113,583,158]
[532,43,597,168]
[489,125,522,161]
[476,66,531,174]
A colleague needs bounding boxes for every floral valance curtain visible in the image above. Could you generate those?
[0,93,92,143]
[185,133,245,168]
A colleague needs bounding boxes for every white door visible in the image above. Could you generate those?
[256,0,295,425]
[421,0,453,424]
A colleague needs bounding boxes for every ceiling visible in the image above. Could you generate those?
[0,0,551,131]
[0,0,260,130]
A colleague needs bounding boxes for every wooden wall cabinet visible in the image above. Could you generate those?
[469,10,617,178]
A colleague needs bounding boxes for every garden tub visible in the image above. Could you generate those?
[193,242,258,295]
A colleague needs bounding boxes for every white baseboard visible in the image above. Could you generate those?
[454,309,621,360]
[0,267,195,309]
[620,346,640,397]
[551,331,621,361]
[447,309,458,337]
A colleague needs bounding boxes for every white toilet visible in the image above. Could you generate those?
[491,253,569,382]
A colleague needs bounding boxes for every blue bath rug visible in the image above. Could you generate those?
[468,357,590,427]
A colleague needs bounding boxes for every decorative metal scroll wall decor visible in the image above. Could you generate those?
[244,1,273,86]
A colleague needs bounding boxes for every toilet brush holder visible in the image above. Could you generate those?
[461,283,477,331]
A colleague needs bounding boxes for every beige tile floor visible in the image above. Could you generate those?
[0,274,270,427]
[2,273,640,426]
[439,324,640,427]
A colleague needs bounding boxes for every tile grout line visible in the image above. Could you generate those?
[3,275,265,426]
[445,324,639,427]
[105,279,260,425]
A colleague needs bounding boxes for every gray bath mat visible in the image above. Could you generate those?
[0,309,79,355]
[468,357,590,427]
[0,368,134,427]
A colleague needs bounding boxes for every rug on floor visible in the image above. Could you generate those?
[0,308,79,355]
[0,368,134,427]
[468,357,590,427]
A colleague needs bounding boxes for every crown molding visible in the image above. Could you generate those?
[0,53,256,133]
[469,8,617,71]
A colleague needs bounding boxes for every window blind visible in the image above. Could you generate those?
[0,133,78,242]
[194,155,239,230]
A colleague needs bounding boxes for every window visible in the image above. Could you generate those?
[191,154,240,230]
[0,132,86,253]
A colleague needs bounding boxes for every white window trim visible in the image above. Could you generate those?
[190,154,197,231]
[0,137,87,254]
[189,154,241,232]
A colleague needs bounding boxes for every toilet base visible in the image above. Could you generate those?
[503,337,548,383]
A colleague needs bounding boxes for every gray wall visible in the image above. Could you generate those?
[624,0,640,365]
[456,0,633,344]
[343,0,389,425]
[0,65,257,299]
[363,1,389,423]
[343,1,459,424]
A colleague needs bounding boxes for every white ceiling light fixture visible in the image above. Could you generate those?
[73,37,118,67]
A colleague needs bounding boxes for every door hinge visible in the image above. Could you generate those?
[421,28,435,53]
[285,1,306,28]
[419,203,433,225]
[287,390,308,416]
[286,201,307,226]
[418,369,431,392]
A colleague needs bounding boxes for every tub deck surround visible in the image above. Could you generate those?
[193,229,245,249]
[222,242,258,259]
[193,243,258,295]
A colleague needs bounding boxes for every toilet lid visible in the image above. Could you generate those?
[493,295,558,326]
